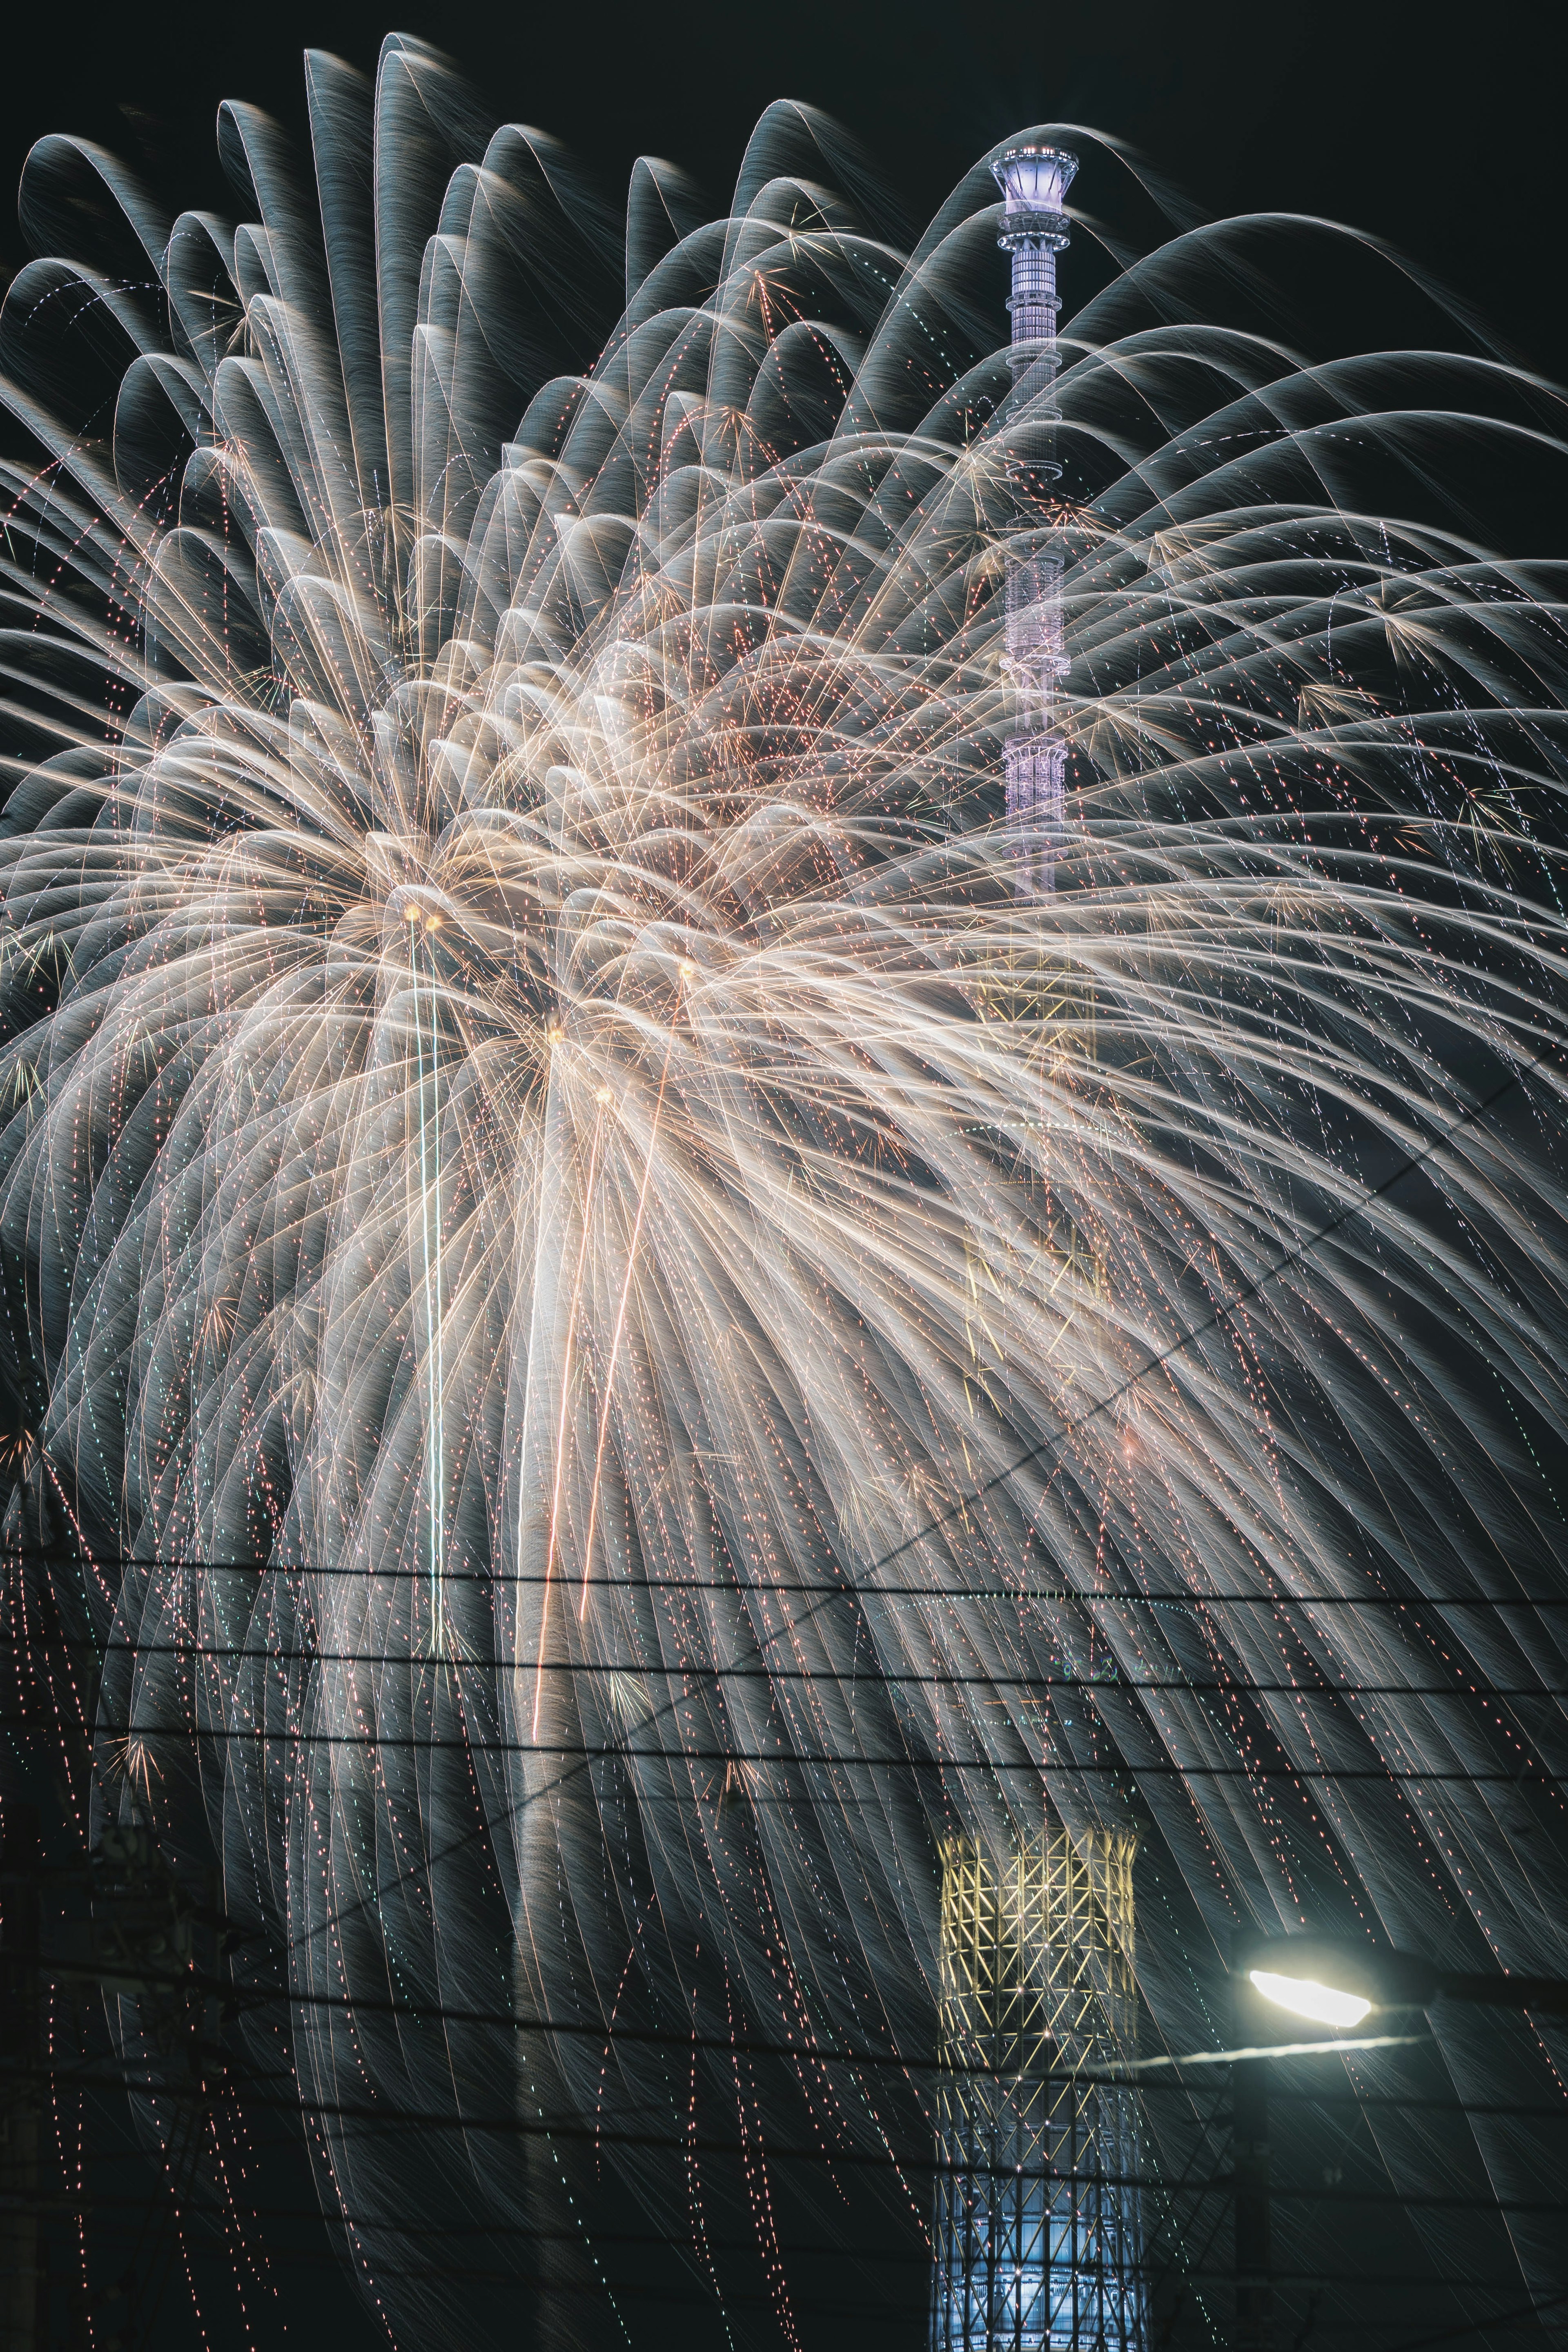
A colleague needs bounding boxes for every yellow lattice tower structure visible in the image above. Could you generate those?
[931,1824,1147,2352]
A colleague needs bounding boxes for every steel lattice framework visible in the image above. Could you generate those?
[931,1829,1147,2352]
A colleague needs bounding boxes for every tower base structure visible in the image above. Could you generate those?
[931,1826,1147,2352]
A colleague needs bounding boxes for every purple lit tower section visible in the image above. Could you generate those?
[994,145,1078,895]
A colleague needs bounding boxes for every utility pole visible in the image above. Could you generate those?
[1232,1939,1272,2352]
[1,1801,44,2352]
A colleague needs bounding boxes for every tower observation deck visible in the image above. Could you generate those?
[993,145,1077,895]
[930,1827,1148,2352]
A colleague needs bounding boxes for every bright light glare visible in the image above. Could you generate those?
[1249,1969,1372,2029]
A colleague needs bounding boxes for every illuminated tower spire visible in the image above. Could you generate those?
[994,145,1078,895]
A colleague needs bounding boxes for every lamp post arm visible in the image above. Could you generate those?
[1435,1971,1568,2017]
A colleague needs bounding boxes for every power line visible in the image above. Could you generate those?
[19,1724,1564,1781]
[8,1638,1568,1699]
[20,2064,1567,2209]
[34,1980,1441,2089]
[7,1553,1568,1606]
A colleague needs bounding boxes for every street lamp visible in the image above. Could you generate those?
[1233,1933,1568,2025]
[1227,1933,1568,2352]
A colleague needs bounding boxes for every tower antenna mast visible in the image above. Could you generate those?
[994,145,1078,895]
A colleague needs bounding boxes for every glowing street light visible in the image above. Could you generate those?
[1233,1933,1568,2025]
[1227,1934,1568,2351]
[1245,1968,1370,2031]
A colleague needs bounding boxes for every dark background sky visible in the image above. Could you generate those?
[2,0,1564,382]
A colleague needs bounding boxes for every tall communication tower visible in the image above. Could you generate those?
[930,1827,1147,2352]
[994,144,1077,895]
